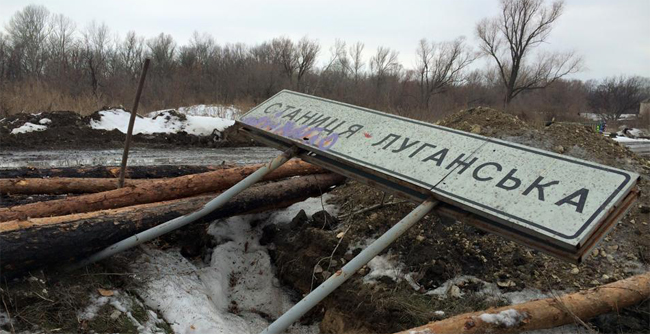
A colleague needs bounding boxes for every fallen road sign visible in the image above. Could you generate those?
[237,90,640,262]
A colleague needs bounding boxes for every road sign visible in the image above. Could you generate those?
[237,90,640,262]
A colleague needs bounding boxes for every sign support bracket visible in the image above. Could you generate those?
[260,198,439,334]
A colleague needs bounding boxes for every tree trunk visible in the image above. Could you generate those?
[0,164,234,179]
[397,272,650,334]
[0,173,345,277]
[0,178,151,195]
[0,159,324,221]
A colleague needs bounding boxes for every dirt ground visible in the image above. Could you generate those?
[1,107,649,333]
[0,110,257,150]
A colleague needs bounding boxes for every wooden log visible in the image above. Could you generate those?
[0,178,151,195]
[0,164,234,179]
[0,159,323,222]
[0,173,345,277]
[397,272,650,334]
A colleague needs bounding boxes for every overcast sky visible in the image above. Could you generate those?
[1,0,648,80]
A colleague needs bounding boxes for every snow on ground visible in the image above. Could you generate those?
[364,254,404,283]
[178,105,239,120]
[90,108,235,136]
[129,194,336,334]
[10,122,47,134]
[612,136,650,143]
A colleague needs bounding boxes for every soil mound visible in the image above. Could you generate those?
[437,106,530,136]
[0,110,257,150]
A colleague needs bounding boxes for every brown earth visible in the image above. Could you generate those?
[267,107,650,333]
[0,109,257,150]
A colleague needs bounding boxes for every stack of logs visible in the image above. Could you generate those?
[0,160,345,277]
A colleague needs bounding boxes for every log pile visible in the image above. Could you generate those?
[0,160,344,277]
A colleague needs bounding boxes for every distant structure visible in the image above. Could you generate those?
[640,98,650,119]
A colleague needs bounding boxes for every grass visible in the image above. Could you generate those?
[0,259,172,333]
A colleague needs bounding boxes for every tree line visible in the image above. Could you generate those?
[0,1,647,122]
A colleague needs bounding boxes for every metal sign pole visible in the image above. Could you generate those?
[260,199,438,334]
[118,58,151,188]
[70,147,299,270]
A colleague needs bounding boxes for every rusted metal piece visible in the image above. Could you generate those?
[118,58,151,188]
[259,199,438,334]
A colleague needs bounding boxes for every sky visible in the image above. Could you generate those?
[0,0,648,81]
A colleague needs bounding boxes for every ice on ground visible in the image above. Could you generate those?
[178,104,239,120]
[479,309,526,327]
[38,118,52,125]
[90,108,234,136]
[10,122,47,134]
[131,194,336,334]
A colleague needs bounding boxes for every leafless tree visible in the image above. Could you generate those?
[270,37,297,84]
[349,42,365,82]
[295,36,320,91]
[6,4,51,76]
[118,31,145,80]
[370,46,399,81]
[476,0,582,105]
[83,21,110,95]
[587,76,649,121]
[48,14,75,74]
[415,37,476,109]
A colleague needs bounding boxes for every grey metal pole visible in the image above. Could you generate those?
[72,147,298,270]
[118,58,151,188]
[260,198,438,334]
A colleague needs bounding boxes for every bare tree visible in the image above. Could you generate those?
[476,0,582,105]
[415,37,476,109]
[349,41,365,82]
[48,13,76,78]
[295,36,320,91]
[119,31,145,80]
[270,37,297,84]
[83,21,110,95]
[587,76,649,121]
[370,46,399,81]
[6,4,51,76]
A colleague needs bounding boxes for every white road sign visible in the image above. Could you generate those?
[238,90,639,259]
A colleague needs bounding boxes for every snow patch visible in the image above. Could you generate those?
[178,104,239,120]
[90,108,234,136]
[10,122,47,134]
[364,254,404,283]
[131,194,336,334]
[479,309,526,327]
[612,136,650,143]
[38,118,52,124]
